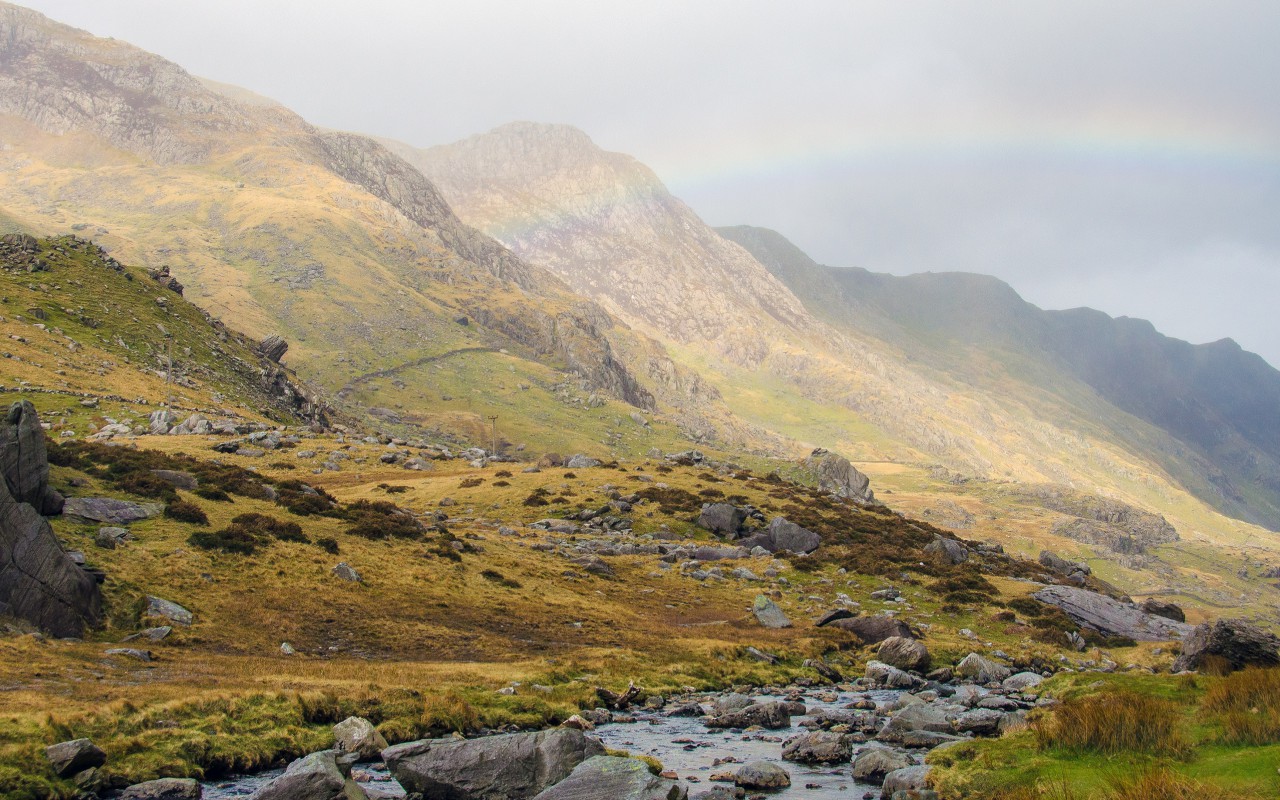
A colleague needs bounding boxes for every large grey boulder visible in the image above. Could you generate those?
[145,596,194,626]
[532,756,686,800]
[62,497,165,525]
[0,401,63,514]
[0,441,101,637]
[954,653,1011,684]
[1032,585,1192,641]
[706,701,792,730]
[332,716,388,761]
[865,660,926,690]
[823,615,912,644]
[881,765,930,798]
[1173,618,1280,673]
[253,749,365,800]
[764,517,820,554]
[752,595,791,628]
[733,762,790,790]
[697,503,746,536]
[383,728,604,800]
[877,704,958,743]
[566,454,601,469]
[120,778,202,799]
[781,731,851,764]
[45,738,106,778]
[803,448,874,503]
[877,637,931,672]
[923,537,968,565]
[851,745,910,783]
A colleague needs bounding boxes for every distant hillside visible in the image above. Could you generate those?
[720,224,1280,530]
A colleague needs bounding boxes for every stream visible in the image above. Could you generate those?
[200,686,918,799]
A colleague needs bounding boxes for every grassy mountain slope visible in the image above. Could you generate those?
[0,2,761,458]
[719,224,1280,531]
[0,232,321,429]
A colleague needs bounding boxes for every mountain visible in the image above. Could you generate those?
[0,2,754,455]
[719,224,1280,531]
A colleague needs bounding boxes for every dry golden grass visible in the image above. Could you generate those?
[1203,667,1280,745]
[1031,690,1191,758]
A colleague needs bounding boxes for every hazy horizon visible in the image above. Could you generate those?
[14,0,1280,366]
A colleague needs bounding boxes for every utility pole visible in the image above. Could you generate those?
[487,415,499,456]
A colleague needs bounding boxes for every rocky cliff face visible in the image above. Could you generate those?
[0,2,255,163]
[0,401,101,637]
[396,123,815,355]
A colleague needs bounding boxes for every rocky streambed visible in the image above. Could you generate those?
[195,662,1048,800]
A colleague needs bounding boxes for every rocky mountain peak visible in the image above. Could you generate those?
[0,1,259,163]
[400,123,815,352]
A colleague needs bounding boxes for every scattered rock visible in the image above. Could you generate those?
[105,647,152,662]
[150,469,198,490]
[45,738,106,778]
[697,503,747,536]
[119,778,202,800]
[781,731,850,764]
[94,526,130,548]
[923,536,968,565]
[877,637,931,672]
[566,454,601,469]
[881,765,931,798]
[851,745,910,783]
[864,661,926,690]
[145,596,193,626]
[254,749,367,800]
[333,716,389,761]
[955,653,1011,684]
[332,563,362,583]
[762,517,820,554]
[62,497,164,525]
[752,595,791,628]
[384,728,604,800]
[706,701,792,730]
[824,615,913,644]
[1002,672,1044,691]
[531,755,687,800]
[733,761,790,790]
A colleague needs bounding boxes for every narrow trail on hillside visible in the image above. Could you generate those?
[335,347,497,399]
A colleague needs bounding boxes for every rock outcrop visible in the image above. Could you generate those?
[1032,585,1192,641]
[0,400,63,514]
[1173,619,1280,673]
[803,449,875,503]
[0,403,101,637]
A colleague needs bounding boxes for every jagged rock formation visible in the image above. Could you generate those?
[1173,618,1280,672]
[0,402,102,637]
[802,448,875,504]
[0,399,64,514]
[1026,486,1179,554]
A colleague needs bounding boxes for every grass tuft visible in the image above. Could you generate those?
[1032,689,1190,758]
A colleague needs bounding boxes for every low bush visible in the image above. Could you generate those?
[164,499,209,525]
[188,527,260,555]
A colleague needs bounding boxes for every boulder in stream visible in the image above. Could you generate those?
[532,755,687,800]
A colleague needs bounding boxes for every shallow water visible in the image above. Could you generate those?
[592,688,914,799]
[201,687,917,799]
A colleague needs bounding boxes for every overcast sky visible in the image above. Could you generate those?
[20,0,1280,366]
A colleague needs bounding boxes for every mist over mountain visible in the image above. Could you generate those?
[720,224,1280,530]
